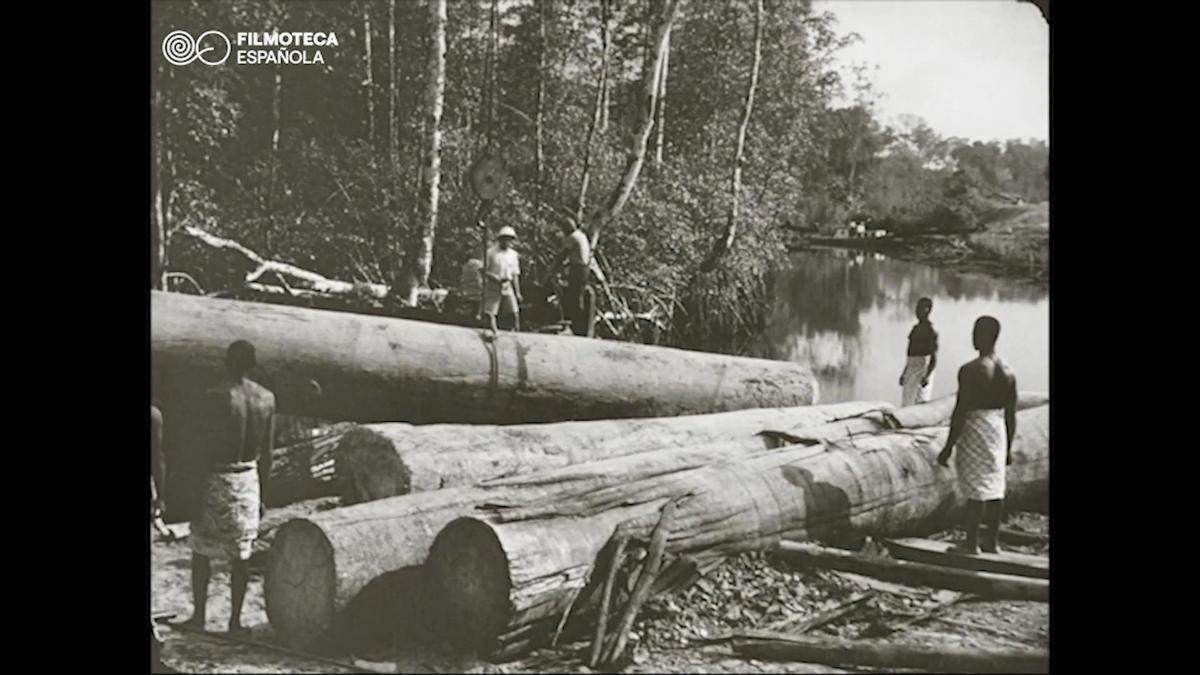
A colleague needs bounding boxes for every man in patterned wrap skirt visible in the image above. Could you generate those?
[937,316,1017,555]
[181,340,275,633]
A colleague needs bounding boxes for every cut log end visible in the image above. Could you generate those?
[264,519,338,648]
[427,517,513,656]
[336,427,413,504]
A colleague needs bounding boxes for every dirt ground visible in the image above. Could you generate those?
[153,499,1047,674]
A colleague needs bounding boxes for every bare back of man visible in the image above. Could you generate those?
[183,340,275,634]
[938,317,1017,555]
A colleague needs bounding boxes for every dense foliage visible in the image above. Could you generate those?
[152,0,1047,351]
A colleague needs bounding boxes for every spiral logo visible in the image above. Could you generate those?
[161,30,231,66]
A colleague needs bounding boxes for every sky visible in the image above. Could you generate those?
[813,0,1049,144]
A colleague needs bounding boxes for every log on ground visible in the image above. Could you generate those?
[425,405,1049,660]
[731,633,1048,673]
[151,291,817,424]
[336,391,1048,504]
[776,541,1049,601]
[265,398,952,650]
[882,537,1049,579]
[335,400,892,503]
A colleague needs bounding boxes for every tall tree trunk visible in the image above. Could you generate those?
[534,0,547,209]
[574,0,611,224]
[700,0,763,272]
[388,0,399,174]
[587,0,681,251]
[362,1,376,150]
[651,26,670,171]
[152,78,166,290]
[599,0,610,134]
[401,0,447,305]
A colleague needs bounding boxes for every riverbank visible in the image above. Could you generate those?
[792,203,1050,289]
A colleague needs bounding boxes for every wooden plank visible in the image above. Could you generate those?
[884,537,1048,579]
[777,541,1049,602]
[732,632,1049,673]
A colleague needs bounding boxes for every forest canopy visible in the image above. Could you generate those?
[152,0,1048,350]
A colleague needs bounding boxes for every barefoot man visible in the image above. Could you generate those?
[151,404,169,536]
[937,316,1017,554]
[182,340,275,633]
[899,297,938,405]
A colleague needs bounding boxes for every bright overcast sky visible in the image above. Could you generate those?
[813,0,1049,143]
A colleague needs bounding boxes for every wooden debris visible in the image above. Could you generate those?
[589,536,628,668]
[732,632,1049,673]
[999,527,1049,547]
[599,501,677,668]
[883,537,1048,579]
[777,541,1049,602]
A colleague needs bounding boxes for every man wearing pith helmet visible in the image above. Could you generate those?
[483,225,523,334]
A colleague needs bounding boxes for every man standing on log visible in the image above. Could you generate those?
[181,340,275,633]
[544,217,593,336]
[483,226,522,334]
[899,297,938,406]
[937,316,1017,555]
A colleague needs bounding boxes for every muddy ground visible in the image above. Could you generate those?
[152,499,1048,674]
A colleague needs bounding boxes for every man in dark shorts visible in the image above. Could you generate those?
[937,316,1018,554]
[181,340,275,633]
[899,297,938,406]
[545,217,593,335]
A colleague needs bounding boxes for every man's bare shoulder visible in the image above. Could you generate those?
[246,379,276,408]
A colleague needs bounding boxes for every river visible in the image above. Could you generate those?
[756,247,1049,406]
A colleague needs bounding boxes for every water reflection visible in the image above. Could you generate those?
[759,248,1049,405]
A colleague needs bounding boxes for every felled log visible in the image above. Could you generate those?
[335,400,890,504]
[731,633,1048,673]
[424,405,1049,660]
[336,391,1048,504]
[777,541,1049,601]
[264,400,887,649]
[151,290,817,423]
[882,537,1049,580]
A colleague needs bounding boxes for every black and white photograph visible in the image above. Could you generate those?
[149,0,1051,672]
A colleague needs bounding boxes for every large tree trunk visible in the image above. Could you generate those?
[425,405,1050,660]
[151,291,817,424]
[399,0,446,306]
[700,0,763,272]
[337,391,1049,503]
[263,396,1046,649]
[587,0,682,251]
[337,401,887,504]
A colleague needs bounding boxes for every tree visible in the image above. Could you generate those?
[700,0,764,272]
[398,0,448,306]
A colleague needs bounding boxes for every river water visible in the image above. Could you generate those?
[757,247,1049,406]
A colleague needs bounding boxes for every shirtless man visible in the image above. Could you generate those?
[544,218,593,336]
[181,340,275,633]
[937,316,1017,555]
